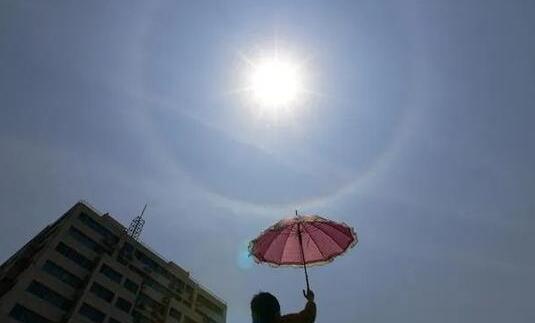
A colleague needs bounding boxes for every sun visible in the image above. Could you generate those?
[250,56,303,108]
[237,48,308,117]
[233,43,311,118]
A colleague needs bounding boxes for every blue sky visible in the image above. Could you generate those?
[1,1,534,322]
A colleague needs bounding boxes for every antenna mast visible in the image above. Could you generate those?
[127,204,147,240]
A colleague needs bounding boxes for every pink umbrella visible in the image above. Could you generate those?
[249,211,357,290]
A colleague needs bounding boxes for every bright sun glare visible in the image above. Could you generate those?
[250,57,302,108]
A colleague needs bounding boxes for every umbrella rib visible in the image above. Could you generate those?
[302,224,326,260]
[309,221,346,252]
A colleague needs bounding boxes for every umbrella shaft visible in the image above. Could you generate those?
[298,223,310,291]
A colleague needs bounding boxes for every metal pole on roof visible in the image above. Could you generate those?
[127,203,147,240]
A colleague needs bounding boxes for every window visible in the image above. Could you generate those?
[42,260,83,288]
[68,226,104,254]
[129,265,176,297]
[117,256,128,266]
[9,304,53,323]
[79,303,106,323]
[0,277,15,298]
[90,282,114,302]
[135,250,160,271]
[134,250,171,278]
[170,279,185,294]
[184,316,198,323]
[124,279,139,294]
[143,275,167,294]
[201,316,216,323]
[128,265,168,295]
[78,213,118,244]
[26,281,72,311]
[169,308,182,321]
[117,243,133,265]
[100,264,122,283]
[56,242,94,270]
[185,285,195,301]
[132,310,151,323]
[121,243,134,253]
[137,292,161,310]
[115,297,132,313]
[197,295,224,315]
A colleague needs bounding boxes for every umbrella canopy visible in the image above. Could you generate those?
[249,213,357,289]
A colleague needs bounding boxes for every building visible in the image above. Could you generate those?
[0,201,226,323]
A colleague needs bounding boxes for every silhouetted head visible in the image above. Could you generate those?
[251,292,281,323]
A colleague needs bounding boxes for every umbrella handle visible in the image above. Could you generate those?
[297,221,311,291]
[303,260,310,292]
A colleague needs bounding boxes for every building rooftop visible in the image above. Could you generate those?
[77,200,226,306]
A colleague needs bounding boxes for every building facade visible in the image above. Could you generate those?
[0,201,226,323]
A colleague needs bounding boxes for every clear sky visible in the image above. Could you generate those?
[1,1,534,322]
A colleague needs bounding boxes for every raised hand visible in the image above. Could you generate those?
[302,289,315,302]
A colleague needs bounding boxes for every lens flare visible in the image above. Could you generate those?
[237,241,254,270]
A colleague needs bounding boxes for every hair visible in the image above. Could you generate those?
[251,292,281,323]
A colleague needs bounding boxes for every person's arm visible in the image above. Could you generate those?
[280,289,316,323]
